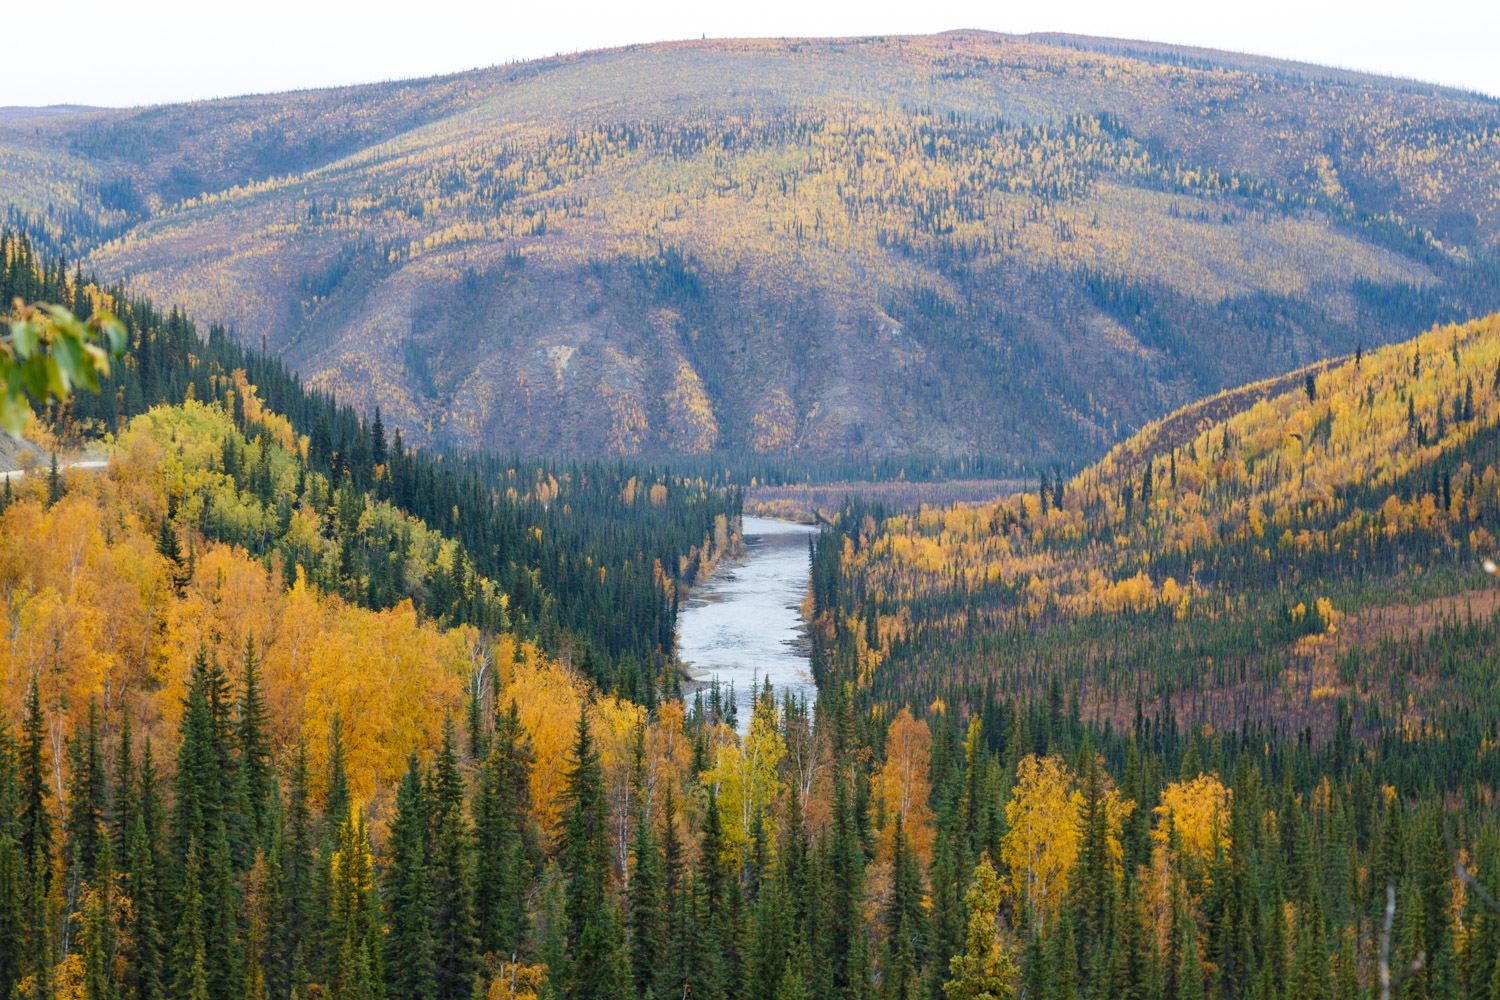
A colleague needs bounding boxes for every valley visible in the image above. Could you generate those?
[3,27,1500,1000]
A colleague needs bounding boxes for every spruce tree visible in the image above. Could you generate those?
[627,798,665,998]
[824,763,866,998]
[662,785,688,996]
[430,722,478,1000]
[1022,934,1049,1000]
[557,706,620,1000]
[243,849,275,1000]
[157,514,186,592]
[238,634,274,852]
[1176,902,1205,1000]
[475,700,533,959]
[0,831,22,1000]
[276,742,317,1000]
[171,838,212,1000]
[46,452,61,506]
[328,813,383,1000]
[1070,746,1111,953]
[66,700,108,943]
[19,684,51,891]
[749,867,791,1000]
[926,781,969,1000]
[385,753,437,1000]
[1049,911,1079,1000]
[171,655,214,833]
[942,855,1016,1000]
[204,799,245,1000]
[82,835,118,1000]
[110,709,135,868]
[124,806,164,1000]
[881,816,926,1000]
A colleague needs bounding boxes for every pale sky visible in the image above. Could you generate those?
[4,0,1497,108]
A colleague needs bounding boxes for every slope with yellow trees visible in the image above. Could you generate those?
[813,311,1500,743]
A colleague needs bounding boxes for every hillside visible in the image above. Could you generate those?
[815,311,1500,757]
[1,231,739,684]
[5,32,1500,464]
[7,226,1500,1000]
[7,336,1500,1000]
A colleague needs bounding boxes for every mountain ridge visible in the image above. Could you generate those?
[5,31,1499,466]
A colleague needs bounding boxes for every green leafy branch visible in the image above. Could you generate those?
[2,300,126,436]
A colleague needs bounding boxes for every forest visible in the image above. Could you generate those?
[5,26,1500,1000]
[6,191,1500,1000]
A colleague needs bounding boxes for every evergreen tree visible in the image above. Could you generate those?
[1048,911,1079,1000]
[881,817,927,1000]
[628,797,666,999]
[204,808,245,1000]
[157,514,186,592]
[1175,902,1205,1000]
[385,754,437,1000]
[243,848,275,1000]
[46,451,61,506]
[1070,746,1110,954]
[1022,934,1049,1000]
[275,742,317,1000]
[927,782,969,1000]
[0,809,22,1000]
[19,684,51,892]
[749,867,791,1000]
[1290,877,1328,1000]
[66,700,108,942]
[662,785,688,995]
[171,649,229,869]
[942,855,1016,1000]
[238,634,275,851]
[475,700,533,959]
[557,706,621,1000]
[824,764,867,998]
[430,722,478,1000]
[171,838,212,1000]
[329,813,383,1000]
[82,836,119,1000]
[326,713,351,835]
[110,709,135,869]
[124,806,164,1000]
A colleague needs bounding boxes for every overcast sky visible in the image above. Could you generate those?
[4,0,1496,108]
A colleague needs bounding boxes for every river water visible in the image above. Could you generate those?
[678,516,820,731]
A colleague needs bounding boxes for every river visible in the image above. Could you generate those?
[678,515,820,731]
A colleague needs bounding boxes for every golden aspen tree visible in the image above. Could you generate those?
[1153,773,1232,867]
[1001,754,1082,935]
[877,708,935,863]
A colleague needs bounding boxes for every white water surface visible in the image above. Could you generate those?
[678,516,819,731]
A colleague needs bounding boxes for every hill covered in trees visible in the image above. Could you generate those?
[5,287,1500,1000]
[1,228,739,698]
[5,32,1500,466]
[6,186,1500,999]
[811,309,1500,763]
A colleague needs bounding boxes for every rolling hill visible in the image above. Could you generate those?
[4,31,1500,465]
[814,309,1500,754]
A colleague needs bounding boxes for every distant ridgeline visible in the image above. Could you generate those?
[813,311,1500,790]
[10,34,1500,468]
[1,227,740,694]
